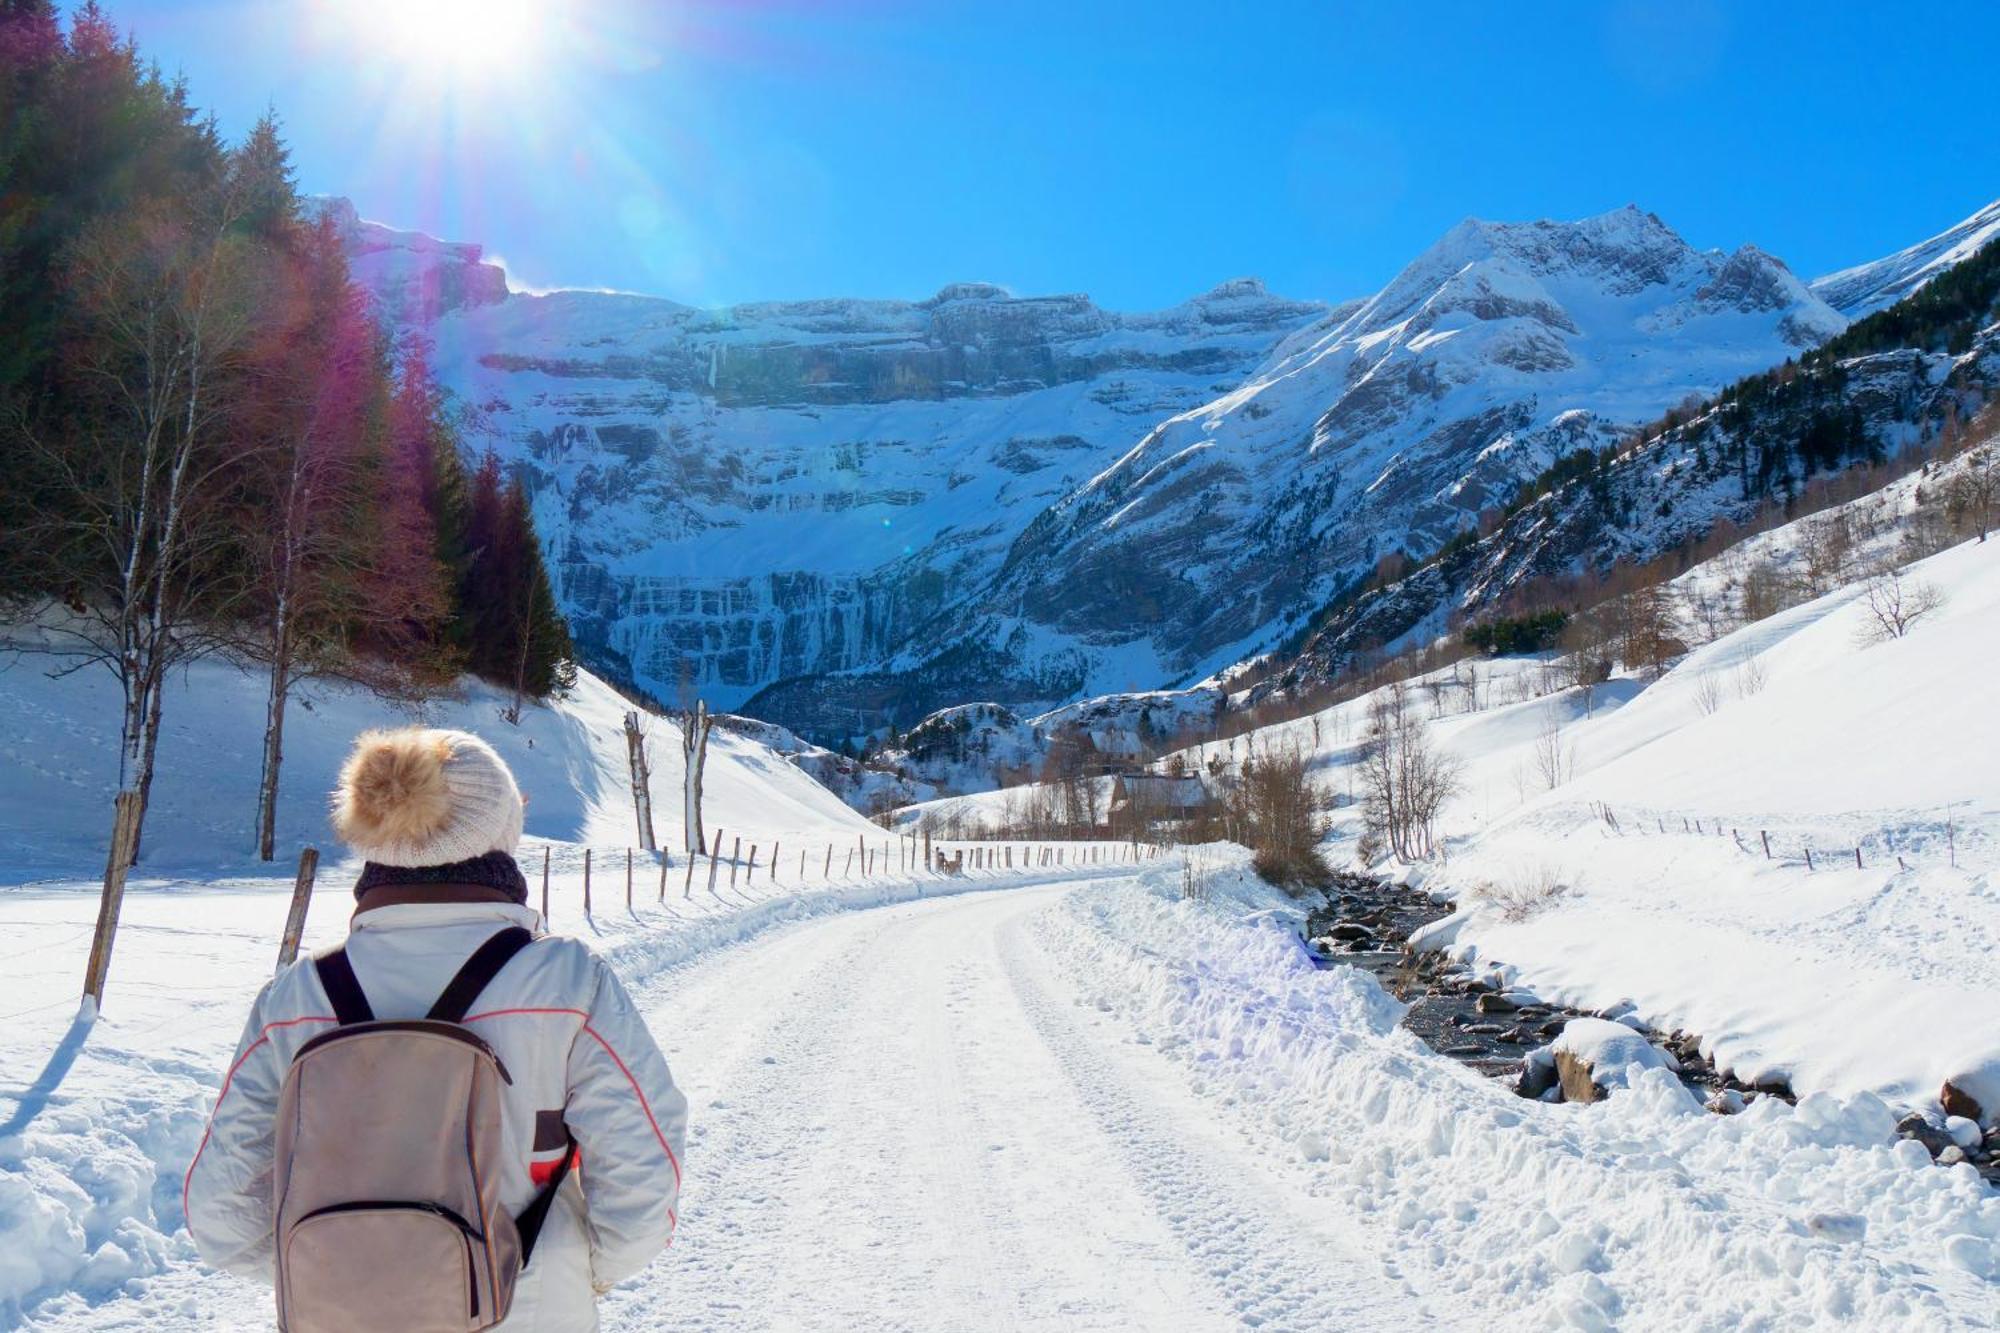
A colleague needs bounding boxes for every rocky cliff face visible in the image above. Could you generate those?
[331,198,1892,742]
[314,198,508,325]
[326,210,1330,723]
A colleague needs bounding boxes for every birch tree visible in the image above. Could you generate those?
[682,698,714,854]
[625,709,657,851]
[10,182,269,861]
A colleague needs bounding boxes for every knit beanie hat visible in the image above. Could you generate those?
[332,728,525,867]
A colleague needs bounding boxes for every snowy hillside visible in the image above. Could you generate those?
[1814,197,2000,317]
[0,634,873,882]
[1192,501,1999,1118]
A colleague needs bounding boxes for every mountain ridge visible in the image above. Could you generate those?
[323,194,1994,744]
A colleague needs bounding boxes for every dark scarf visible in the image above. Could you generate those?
[353,850,529,906]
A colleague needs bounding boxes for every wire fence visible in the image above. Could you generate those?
[258,831,1165,974]
[1589,801,1972,876]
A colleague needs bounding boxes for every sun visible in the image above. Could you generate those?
[349,0,547,81]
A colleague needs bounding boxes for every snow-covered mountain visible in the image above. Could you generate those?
[317,194,1331,726]
[1812,197,2000,317]
[325,199,2000,742]
[989,207,1846,690]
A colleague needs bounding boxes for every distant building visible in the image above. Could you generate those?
[1108,772,1214,835]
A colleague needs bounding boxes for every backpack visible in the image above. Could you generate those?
[272,927,573,1332]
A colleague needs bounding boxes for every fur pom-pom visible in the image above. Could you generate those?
[333,729,454,857]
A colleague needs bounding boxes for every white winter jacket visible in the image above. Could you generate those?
[184,899,686,1330]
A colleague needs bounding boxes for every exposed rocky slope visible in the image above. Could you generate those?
[327,197,1993,747]
[1271,212,2000,694]
[989,207,1846,688]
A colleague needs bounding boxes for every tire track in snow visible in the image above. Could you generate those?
[606,884,1247,1331]
[994,902,1450,1331]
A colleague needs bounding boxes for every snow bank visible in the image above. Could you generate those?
[0,639,875,881]
[1038,854,2000,1327]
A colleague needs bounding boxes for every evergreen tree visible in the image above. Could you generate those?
[230,107,298,242]
[499,475,576,704]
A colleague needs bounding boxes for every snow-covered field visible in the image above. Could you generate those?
[5,499,1999,1328]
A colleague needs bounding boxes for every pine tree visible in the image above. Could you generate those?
[498,475,575,709]
[373,343,459,678]
[230,107,298,242]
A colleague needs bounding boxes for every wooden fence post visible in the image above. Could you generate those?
[845,848,854,876]
[275,845,320,972]
[1804,848,1814,872]
[1760,830,1771,859]
[730,836,741,888]
[824,843,832,877]
[626,848,634,911]
[748,844,759,880]
[584,848,593,914]
[542,846,551,922]
[659,852,670,902]
[707,849,720,894]
[772,841,780,882]
[684,851,696,898]
[1855,846,1863,869]
[82,790,143,1010]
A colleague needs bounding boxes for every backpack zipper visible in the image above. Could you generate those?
[294,1200,483,1317]
[293,1019,514,1084]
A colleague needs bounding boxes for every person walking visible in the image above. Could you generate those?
[185,727,685,1331]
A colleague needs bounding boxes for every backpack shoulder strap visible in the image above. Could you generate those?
[314,947,376,1025]
[426,926,536,1023]
[516,1131,575,1265]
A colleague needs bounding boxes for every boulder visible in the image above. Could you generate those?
[1514,1047,1558,1099]
[1550,1017,1675,1103]
[1475,993,1519,1015]
[1896,1113,1951,1158]
[1941,1079,1985,1124]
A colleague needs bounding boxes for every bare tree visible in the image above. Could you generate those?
[1531,705,1575,790]
[1857,565,1947,643]
[1359,683,1463,861]
[1558,610,1613,717]
[625,710,657,851]
[1733,651,1769,699]
[240,231,425,860]
[1227,742,1330,891]
[1739,559,1789,624]
[1797,512,1855,596]
[1943,443,1998,543]
[682,698,714,853]
[7,190,269,863]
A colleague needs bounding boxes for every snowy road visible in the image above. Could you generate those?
[603,879,1443,1332]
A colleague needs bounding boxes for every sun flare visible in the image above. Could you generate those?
[350,0,545,81]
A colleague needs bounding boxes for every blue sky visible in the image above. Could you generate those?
[97,0,1998,310]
